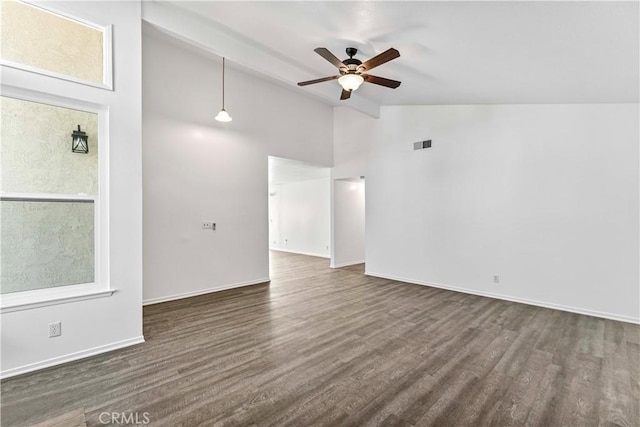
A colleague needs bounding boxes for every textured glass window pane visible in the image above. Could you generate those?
[1,200,95,293]
[0,0,104,84]
[0,96,98,195]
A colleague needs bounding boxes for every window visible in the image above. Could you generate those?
[0,0,112,89]
[0,2,113,311]
[0,92,110,310]
[1,198,95,293]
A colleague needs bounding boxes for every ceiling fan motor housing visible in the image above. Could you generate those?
[342,47,363,74]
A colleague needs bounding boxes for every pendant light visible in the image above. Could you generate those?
[215,57,232,122]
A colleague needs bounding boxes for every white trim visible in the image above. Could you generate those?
[143,277,271,306]
[97,104,110,298]
[270,248,330,259]
[0,84,106,112]
[0,336,144,379]
[365,271,640,325]
[330,260,365,269]
[102,25,114,89]
[1,288,115,314]
[0,61,112,91]
[2,1,114,90]
[0,192,95,202]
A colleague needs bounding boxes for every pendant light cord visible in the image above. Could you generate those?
[222,57,225,109]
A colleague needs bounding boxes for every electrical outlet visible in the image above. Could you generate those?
[202,222,216,230]
[49,322,62,338]
[493,275,500,284]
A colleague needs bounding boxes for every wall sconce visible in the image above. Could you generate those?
[72,125,88,154]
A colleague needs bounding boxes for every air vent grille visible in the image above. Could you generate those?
[413,140,432,150]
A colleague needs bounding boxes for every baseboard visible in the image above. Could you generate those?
[365,271,640,325]
[1,336,145,379]
[270,248,330,259]
[331,260,365,269]
[143,277,271,306]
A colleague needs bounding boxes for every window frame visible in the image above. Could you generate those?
[0,85,112,313]
[0,0,114,91]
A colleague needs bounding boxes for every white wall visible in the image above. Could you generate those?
[330,107,374,269]
[332,106,379,180]
[269,178,330,258]
[331,179,365,268]
[339,104,639,323]
[1,1,143,377]
[142,28,333,304]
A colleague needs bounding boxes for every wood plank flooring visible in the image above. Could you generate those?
[2,251,639,426]
[29,408,87,427]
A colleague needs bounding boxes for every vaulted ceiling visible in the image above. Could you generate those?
[146,1,639,115]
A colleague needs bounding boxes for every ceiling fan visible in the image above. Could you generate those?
[298,47,401,100]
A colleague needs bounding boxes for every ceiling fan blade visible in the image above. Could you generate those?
[314,47,346,69]
[359,48,400,71]
[363,74,402,89]
[340,89,351,100]
[297,75,340,86]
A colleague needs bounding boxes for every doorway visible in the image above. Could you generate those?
[331,177,365,268]
[268,156,331,274]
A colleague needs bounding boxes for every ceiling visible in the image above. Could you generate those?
[268,156,330,186]
[155,1,639,109]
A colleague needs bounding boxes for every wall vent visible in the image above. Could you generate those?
[413,140,432,150]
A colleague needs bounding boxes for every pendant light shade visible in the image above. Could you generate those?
[215,109,232,122]
[215,57,232,122]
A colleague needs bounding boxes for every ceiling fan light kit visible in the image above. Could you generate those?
[298,47,401,100]
[338,74,364,91]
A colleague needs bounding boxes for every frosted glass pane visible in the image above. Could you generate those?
[0,200,95,294]
[0,96,98,195]
[0,0,104,84]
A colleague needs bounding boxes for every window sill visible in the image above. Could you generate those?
[1,288,116,313]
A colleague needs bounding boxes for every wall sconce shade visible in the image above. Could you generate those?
[215,57,232,123]
[72,125,88,154]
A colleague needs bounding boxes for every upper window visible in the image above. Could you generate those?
[0,0,112,89]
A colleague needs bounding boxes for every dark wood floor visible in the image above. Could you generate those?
[2,251,639,426]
